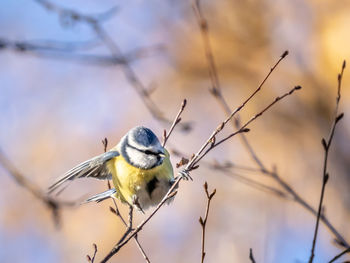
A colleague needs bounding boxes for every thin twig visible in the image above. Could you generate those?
[192,0,220,94]
[308,60,346,263]
[34,0,191,131]
[0,37,162,66]
[87,244,98,263]
[102,139,151,263]
[193,86,302,166]
[162,99,187,147]
[328,247,350,263]
[100,183,179,263]
[249,248,256,263]
[194,0,287,169]
[211,162,288,199]
[0,148,75,226]
[193,0,349,249]
[199,182,216,263]
[171,148,290,199]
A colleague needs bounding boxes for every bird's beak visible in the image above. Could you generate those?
[158,153,166,158]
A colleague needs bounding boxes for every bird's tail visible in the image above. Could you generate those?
[82,188,117,204]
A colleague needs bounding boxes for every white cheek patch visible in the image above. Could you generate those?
[125,146,158,169]
[125,147,147,167]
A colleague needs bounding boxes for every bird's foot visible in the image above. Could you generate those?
[132,195,145,214]
[177,169,193,181]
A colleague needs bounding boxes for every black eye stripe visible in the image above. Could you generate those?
[144,150,157,155]
[126,143,158,155]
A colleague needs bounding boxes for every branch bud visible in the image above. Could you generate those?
[336,113,344,123]
[281,50,289,58]
[324,173,329,184]
[209,189,217,199]
[199,216,204,225]
[321,138,327,150]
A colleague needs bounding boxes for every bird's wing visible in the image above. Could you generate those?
[48,151,119,194]
[82,188,117,204]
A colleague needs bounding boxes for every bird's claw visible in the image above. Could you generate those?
[178,169,193,181]
[132,195,145,214]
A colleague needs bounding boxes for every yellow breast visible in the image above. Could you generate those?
[106,150,174,209]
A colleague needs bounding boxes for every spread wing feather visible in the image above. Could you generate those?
[82,188,117,204]
[48,151,119,194]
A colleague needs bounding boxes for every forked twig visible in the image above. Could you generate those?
[199,182,216,263]
[87,244,98,263]
[328,247,350,263]
[192,86,301,166]
[163,99,187,147]
[102,138,151,263]
[308,60,347,263]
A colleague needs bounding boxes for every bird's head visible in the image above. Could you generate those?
[120,126,166,169]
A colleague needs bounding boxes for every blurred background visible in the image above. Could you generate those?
[0,0,349,262]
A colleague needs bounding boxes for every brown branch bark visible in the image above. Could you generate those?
[308,60,347,263]
[103,139,151,263]
[249,248,256,263]
[328,247,350,263]
[199,182,216,263]
[0,148,75,226]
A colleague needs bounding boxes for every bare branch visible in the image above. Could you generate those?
[100,176,181,263]
[308,60,346,263]
[0,38,162,66]
[249,248,256,263]
[162,99,187,147]
[210,162,288,199]
[87,243,98,263]
[193,86,302,166]
[328,247,350,263]
[199,182,216,263]
[101,139,151,263]
[0,148,75,226]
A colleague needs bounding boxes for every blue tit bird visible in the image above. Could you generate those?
[48,126,175,211]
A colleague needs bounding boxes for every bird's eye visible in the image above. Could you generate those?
[144,150,154,155]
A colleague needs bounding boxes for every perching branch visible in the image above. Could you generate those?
[102,138,151,263]
[162,99,187,147]
[199,182,216,263]
[100,73,300,262]
[308,60,347,263]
